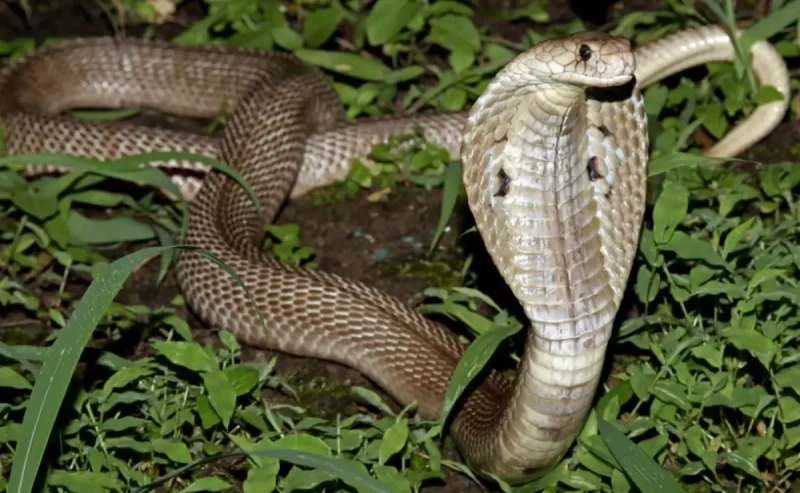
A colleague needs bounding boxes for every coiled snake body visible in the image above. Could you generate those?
[1,25,789,481]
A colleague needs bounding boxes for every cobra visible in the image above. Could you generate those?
[1,25,789,481]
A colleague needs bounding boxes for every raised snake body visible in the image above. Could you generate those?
[1,25,790,481]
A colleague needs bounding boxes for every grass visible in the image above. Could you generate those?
[1,0,799,492]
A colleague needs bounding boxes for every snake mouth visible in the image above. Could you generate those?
[585,75,639,103]
[552,72,635,88]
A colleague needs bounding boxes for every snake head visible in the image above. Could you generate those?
[535,32,635,88]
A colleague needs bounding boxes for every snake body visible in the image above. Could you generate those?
[1,25,789,481]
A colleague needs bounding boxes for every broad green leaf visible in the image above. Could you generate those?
[295,49,391,81]
[379,419,409,465]
[748,267,786,292]
[774,364,800,393]
[659,231,729,268]
[719,451,761,479]
[243,464,278,493]
[373,465,412,493]
[651,380,691,411]
[223,365,259,396]
[247,448,394,493]
[100,417,149,432]
[272,27,304,51]
[438,320,520,423]
[67,212,157,244]
[302,7,344,47]
[634,265,660,303]
[203,370,236,428]
[284,468,335,492]
[45,471,122,493]
[152,341,217,373]
[0,367,32,390]
[100,367,153,396]
[648,152,732,176]
[152,438,193,464]
[181,476,233,492]
[365,0,421,45]
[273,434,331,457]
[597,415,683,493]
[722,217,755,258]
[426,15,481,53]
[652,180,689,243]
[561,470,606,490]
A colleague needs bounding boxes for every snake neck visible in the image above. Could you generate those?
[457,59,648,477]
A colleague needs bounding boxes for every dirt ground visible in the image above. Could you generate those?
[1,1,796,491]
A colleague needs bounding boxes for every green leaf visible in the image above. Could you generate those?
[643,84,669,115]
[152,341,217,373]
[45,471,122,493]
[429,161,461,253]
[294,49,391,81]
[223,365,259,396]
[180,476,233,492]
[243,465,278,493]
[754,84,786,104]
[379,419,409,465]
[365,0,421,45]
[596,415,684,493]
[284,468,335,491]
[776,364,800,393]
[272,27,304,51]
[152,438,193,464]
[561,470,606,490]
[273,434,331,457]
[373,465,412,493]
[67,212,157,244]
[10,185,60,220]
[744,0,800,42]
[438,320,520,423]
[659,231,729,268]
[247,447,394,493]
[722,217,755,258]
[719,451,761,479]
[101,417,148,432]
[101,367,153,396]
[691,344,722,369]
[651,380,691,411]
[634,265,660,303]
[648,152,731,176]
[448,47,474,73]
[652,180,689,243]
[747,267,786,292]
[203,370,237,428]
[426,15,481,53]
[0,367,32,390]
[302,7,344,47]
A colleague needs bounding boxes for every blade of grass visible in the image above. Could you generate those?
[428,160,462,255]
[744,0,800,41]
[596,413,685,493]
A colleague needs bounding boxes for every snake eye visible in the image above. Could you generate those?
[579,44,592,61]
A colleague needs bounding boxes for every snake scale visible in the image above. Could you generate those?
[0,24,790,481]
